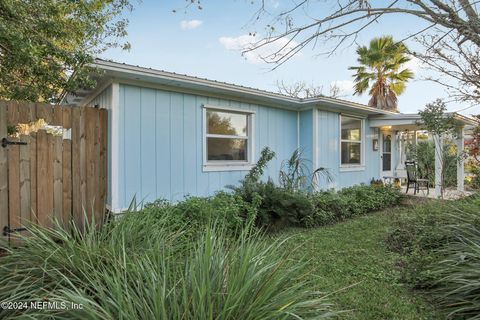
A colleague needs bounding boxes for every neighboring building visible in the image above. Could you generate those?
[64,59,475,212]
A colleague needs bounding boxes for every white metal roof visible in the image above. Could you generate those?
[64,59,398,116]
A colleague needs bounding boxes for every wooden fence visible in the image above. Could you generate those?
[0,101,108,244]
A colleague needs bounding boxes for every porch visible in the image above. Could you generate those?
[399,186,474,200]
[369,113,477,198]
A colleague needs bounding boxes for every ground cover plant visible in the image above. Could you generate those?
[0,211,334,319]
[268,202,438,320]
[0,147,404,319]
[387,196,480,319]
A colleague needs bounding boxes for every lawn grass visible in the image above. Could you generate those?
[272,200,439,320]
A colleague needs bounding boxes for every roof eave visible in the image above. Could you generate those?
[65,59,402,116]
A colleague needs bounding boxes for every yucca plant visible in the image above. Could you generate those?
[0,209,336,319]
[279,148,333,192]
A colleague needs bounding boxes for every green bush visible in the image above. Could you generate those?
[0,212,334,319]
[230,147,402,230]
[244,180,315,230]
[386,196,480,318]
[307,185,403,227]
[141,192,254,236]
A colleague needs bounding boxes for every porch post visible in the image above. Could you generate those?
[456,127,465,192]
[434,134,443,198]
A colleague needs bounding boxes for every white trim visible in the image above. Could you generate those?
[206,134,248,139]
[297,111,300,149]
[339,114,365,168]
[312,108,319,173]
[340,166,366,172]
[87,60,397,116]
[80,80,113,107]
[202,104,256,114]
[203,164,255,172]
[202,106,255,172]
[434,134,443,198]
[110,82,120,211]
[106,204,129,214]
[379,130,393,177]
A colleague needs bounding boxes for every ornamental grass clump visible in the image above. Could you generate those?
[0,210,335,319]
[386,196,480,319]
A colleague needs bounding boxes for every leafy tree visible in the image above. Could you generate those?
[349,36,414,111]
[417,99,460,197]
[466,115,480,165]
[0,0,133,103]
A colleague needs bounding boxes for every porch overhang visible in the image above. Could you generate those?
[372,113,478,198]
[369,113,478,130]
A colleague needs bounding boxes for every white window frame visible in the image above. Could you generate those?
[339,114,365,171]
[202,105,255,172]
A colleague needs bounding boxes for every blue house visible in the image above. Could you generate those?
[64,59,473,211]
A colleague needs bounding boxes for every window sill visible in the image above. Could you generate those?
[202,163,254,172]
[339,165,365,172]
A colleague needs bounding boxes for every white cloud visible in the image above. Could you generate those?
[218,34,300,64]
[330,80,355,95]
[180,20,203,30]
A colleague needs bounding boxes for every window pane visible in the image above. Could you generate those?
[383,153,391,171]
[341,142,361,164]
[341,117,361,141]
[382,134,391,152]
[207,110,247,136]
[207,138,247,161]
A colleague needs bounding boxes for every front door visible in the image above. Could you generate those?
[381,132,392,176]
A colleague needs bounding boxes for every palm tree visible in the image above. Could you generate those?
[349,36,414,112]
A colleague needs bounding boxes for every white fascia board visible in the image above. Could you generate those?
[91,60,394,116]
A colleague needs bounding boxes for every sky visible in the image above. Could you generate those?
[103,0,479,116]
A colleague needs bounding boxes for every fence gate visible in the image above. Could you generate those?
[0,101,108,244]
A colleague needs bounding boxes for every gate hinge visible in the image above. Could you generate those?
[2,137,28,148]
[2,226,27,236]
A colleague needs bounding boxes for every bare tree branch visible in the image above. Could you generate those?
[244,0,480,104]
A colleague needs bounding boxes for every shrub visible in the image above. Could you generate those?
[231,147,401,230]
[307,185,403,226]
[248,180,315,230]
[0,213,335,319]
[140,191,256,237]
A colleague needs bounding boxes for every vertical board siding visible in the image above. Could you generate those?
[155,91,171,201]
[170,93,185,201]
[123,86,142,206]
[140,88,157,203]
[118,84,298,208]
[316,110,380,189]
[183,95,197,197]
[298,110,314,176]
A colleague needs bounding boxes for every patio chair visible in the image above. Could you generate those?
[405,161,429,195]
